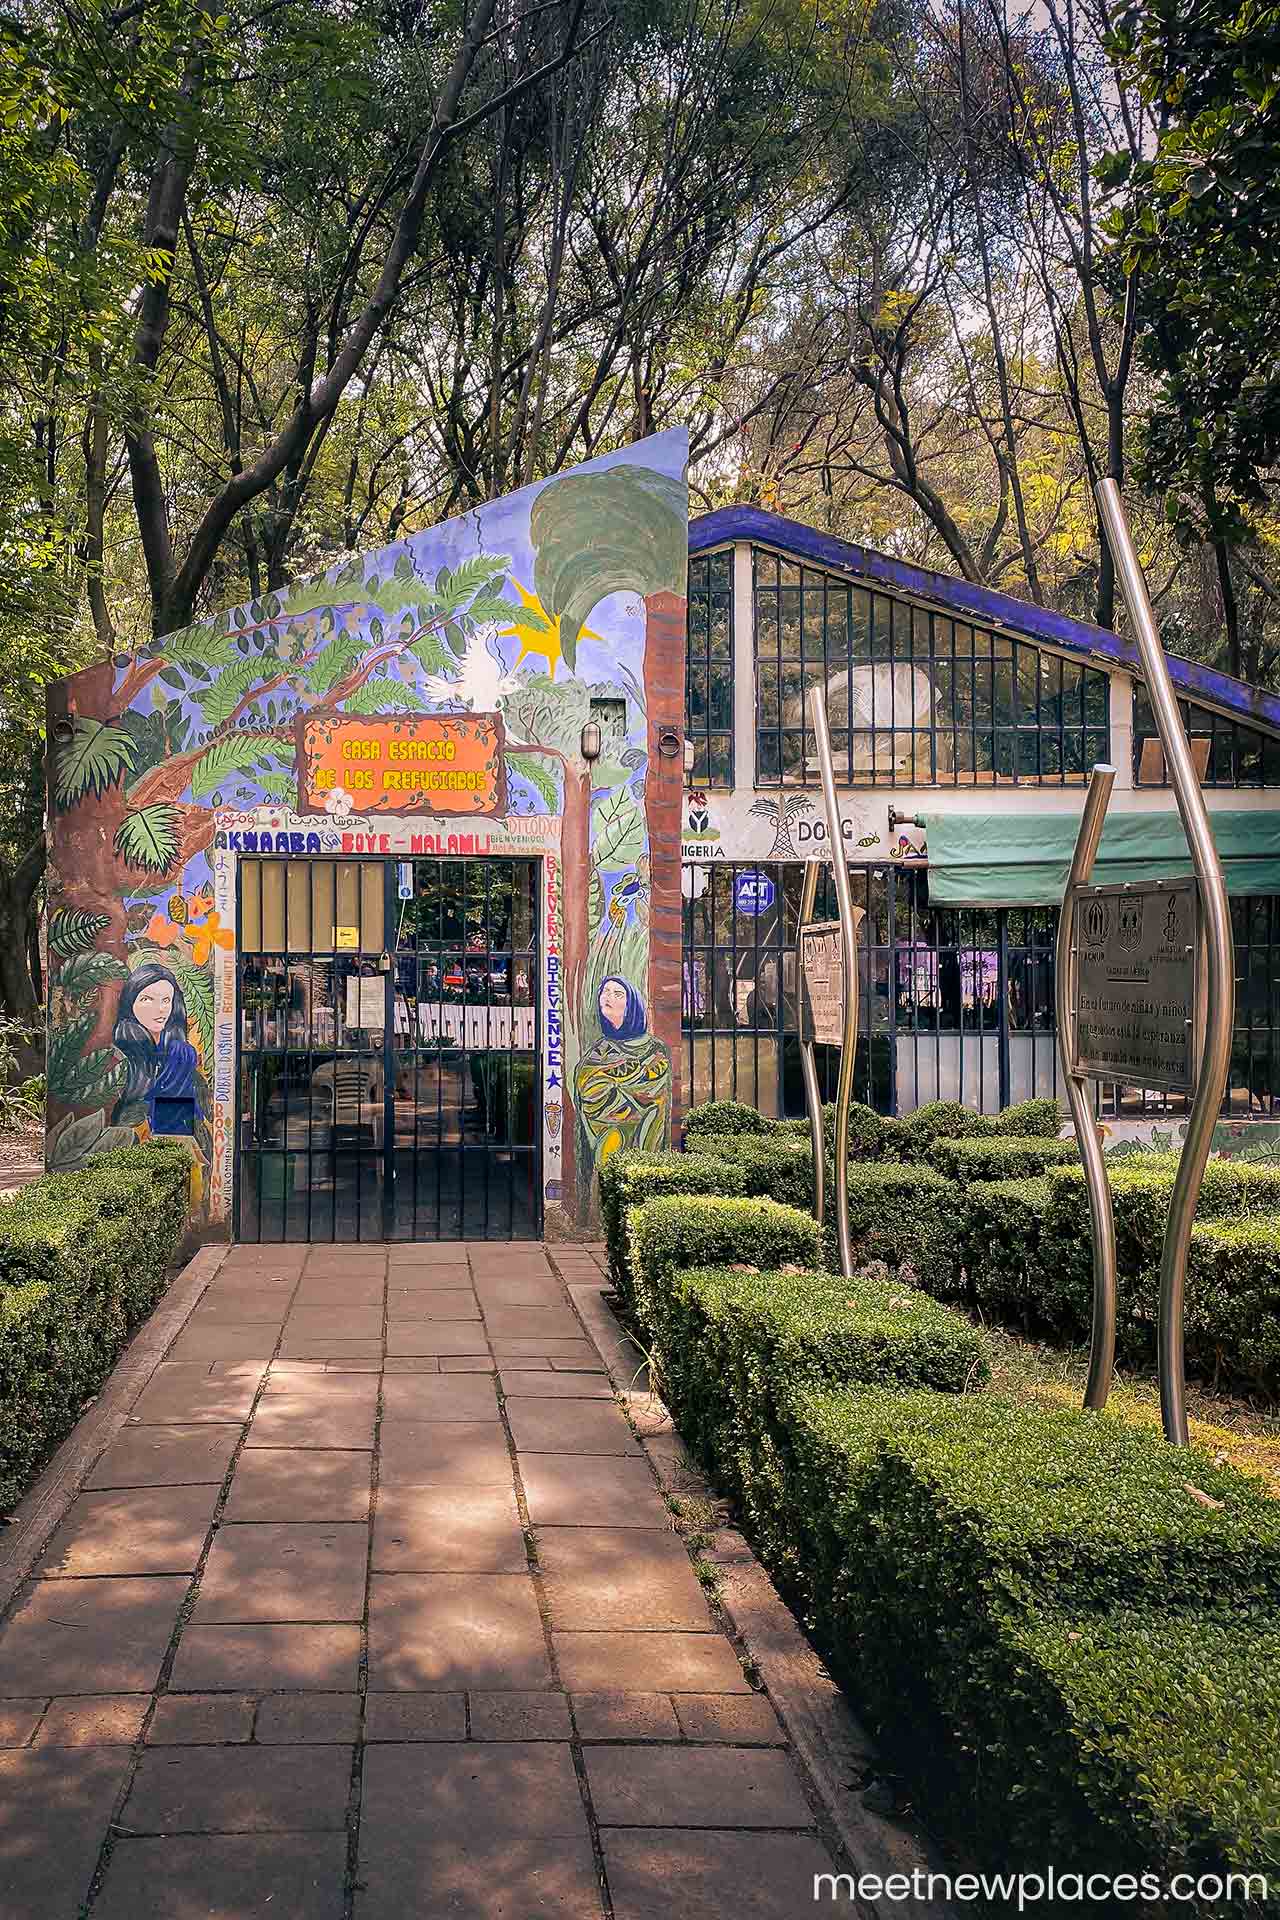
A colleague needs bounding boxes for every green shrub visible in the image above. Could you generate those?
[596,1150,747,1303]
[0,1143,191,1512]
[659,1265,987,1588]
[821,1099,888,1162]
[896,1099,996,1157]
[694,1134,815,1211]
[681,1100,774,1144]
[992,1096,1064,1138]
[926,1133,1080,1184]
[958,1176,1054,1323]
[775,1116,816,1141]
[1185,1216,1280,1397]
[833,1161,962,1296]
[625,1194,821,1344]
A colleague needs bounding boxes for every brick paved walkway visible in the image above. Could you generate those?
[0,1241,842,1918]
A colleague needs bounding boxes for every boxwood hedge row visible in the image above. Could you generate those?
[0,1142,192,1513]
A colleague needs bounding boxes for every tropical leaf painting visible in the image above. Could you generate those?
[189,733,273,800]
[46,1012,125,1107]
[145,622,236,670]
[508,752,561,811]
[46,1108,138,1172]
[256,770,299,803]
[57,950,128,1001]
[54,717,137,808]
[197,656,274,727]
[342,678,426,715]
[592,789,645,867]
[530,466,685,667]
[113,804,182,873]
[48,907,111,958]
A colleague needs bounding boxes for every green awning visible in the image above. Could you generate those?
[923,809,1280,906]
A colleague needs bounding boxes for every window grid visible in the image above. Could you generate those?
[1132,688,1280,788]
[752,548,1110,789]
[681,862,1280,1122]
[685,549,734,787]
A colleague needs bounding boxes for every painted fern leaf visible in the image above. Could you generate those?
[307,630,365,695]
[48,907,111,959]
[55,718,136,807]
[189,735,271,800]
[57,951,128,1001]
[256,771,298,804]
[508,752,561,811]
[113,804,182,874]
[341,678,425,715]
[148,623,235,670]
[197,656,269,727]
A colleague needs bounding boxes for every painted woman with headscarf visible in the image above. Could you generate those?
[573,974,671,1223]
[111,963,198,1131]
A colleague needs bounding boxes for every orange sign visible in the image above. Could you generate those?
[296,713,506,817]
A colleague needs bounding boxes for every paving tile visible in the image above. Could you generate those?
[385,1289,481,1321]
[363,1694,466,1741]
[185,1294,290,1324]
[471,1279,565,1308]
[385,1268,472,1290]
[379,1356,440,1372]
[261,1371,379,1400]
[32,1695,149,1746]
[0,1577,188,1695]
[380,1374,499,1422]
[277,1336,385,1360]
[551,1632,751,1695]
[674,1693,786,1744]
[93,1833,347,1920]
[481,1307,583,1340]
[587,1746,814,1828]
[282,1310,384,1338]
[0,1749,129,1916]
[385,1322,491,1358]
[372,1488,527,1574]
[147,1694,254,1743]
[368,1575,551,1691]
[538,1529,712,1631]
[256,1693,360,1743]
[37,1485,217,1577]
[572,1693,680,1741]
[356,1743,599,1919]
[519,1457,669,1529]
[246,1401,375,1450]
[508,1401,639,1457]
[498,1369,612,1399]
[124,1743,351,1832]
[468,1691,572,1740]
[549,1359,608,1373]
[438,1356,498,1373]
[128,1361,266,1425]
[193,1523,368,1623]
[170,1624,361,1692]
[85,1426,239,1490]
[491,1338,599,1363]
[292,1280,385,1303]
[166,1325,282,1362]
[602,1830,835,1919]
[223,1449,371,1522]
[0,1704,41,1748]
[378,1421,513,1487]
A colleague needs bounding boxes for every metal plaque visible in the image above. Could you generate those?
[800,920,845,1047]
[1070,877,1201,1092]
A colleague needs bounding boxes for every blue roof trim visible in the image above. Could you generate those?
[689,505,1280,736]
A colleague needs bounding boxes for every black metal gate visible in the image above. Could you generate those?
[236,855,541,1242]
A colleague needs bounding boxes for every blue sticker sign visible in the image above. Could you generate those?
[734,871,776,916]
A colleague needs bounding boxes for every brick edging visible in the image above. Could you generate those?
[0,1242,228,1614]
[564,1277,958,1920]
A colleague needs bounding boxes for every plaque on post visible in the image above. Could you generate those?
[1058,482,1236,1446]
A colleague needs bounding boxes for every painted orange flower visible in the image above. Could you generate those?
[187,910,234,963]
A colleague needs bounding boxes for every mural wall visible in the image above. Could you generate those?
[46,432,688,1237]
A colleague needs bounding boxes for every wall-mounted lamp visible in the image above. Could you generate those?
[50,717,75,746]
[657,726,681,759]
[580,721,602,765]
[683,737,696,776]
[887,804,923,831]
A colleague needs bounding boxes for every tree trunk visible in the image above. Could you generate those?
[642,588,686,1134]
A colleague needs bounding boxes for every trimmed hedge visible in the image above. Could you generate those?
[958,1175,1056,1324]
[992,1096,1063,1137]
[625,1193,821,1344]
[926,1132,1080,1183]
[681,1100,775,1144]
[692,1133,816,1211]
[596,1150,748,1304]
[835,1161,962,1297]
[0,1143,191,1512]
[1185,1217,1280,1396]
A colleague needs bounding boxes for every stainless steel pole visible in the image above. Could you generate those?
[808,685,859,1278]
[1055,763,1118,1411]
[1095,479,1235,1446]
[797,859,825,1228]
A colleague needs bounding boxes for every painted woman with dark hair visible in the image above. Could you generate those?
[573,974,671,1221]
[111,963,198,1130]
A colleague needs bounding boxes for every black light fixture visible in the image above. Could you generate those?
[50,716,75,745]
[580,720,602,765]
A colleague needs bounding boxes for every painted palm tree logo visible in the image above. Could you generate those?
[750,793,812,860]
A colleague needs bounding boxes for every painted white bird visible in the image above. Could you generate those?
[423,625,520,711]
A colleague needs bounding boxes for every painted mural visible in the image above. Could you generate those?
[46,431,688,1237]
